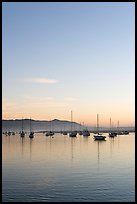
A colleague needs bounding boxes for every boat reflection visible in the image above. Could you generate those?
[70,137,76,167]
[95,140,105,169]
[20,137,25,157]
[29,138,33,161]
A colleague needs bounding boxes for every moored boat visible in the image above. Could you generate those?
[93,114,106,141]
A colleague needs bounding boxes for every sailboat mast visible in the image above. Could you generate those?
[110,117,111,131]
[22,117,23,131]
[50,119,51,131]
[117,120,119,131]
[97,114,99,131]
[30,117,31,133]
[71,111,73,132]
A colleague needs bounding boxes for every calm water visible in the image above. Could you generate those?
[2,133,135,202]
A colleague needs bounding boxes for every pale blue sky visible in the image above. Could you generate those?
[2,2,135,126]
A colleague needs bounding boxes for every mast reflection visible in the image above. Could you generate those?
[70,137,76,167]
[29,138,33,161]
[20,137,25,157]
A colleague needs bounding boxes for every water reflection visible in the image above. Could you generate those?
[97,141,100,167]
[109,137,115,157]
[29,138,33,161]
[94,140,106,169]
[70,137,76,167]
[20,137,25,157]
[49,136,52,154]
[2,133,135,202]
[117,135,120,149]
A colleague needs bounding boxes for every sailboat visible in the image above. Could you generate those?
[62,121,67,135]
[46,119,54,136]
[69,111,77,137]
[83,129,90,136]
[63,131,67,135]
[29,117,34,138]
[82,123,90,136]
[8,131,11,136]
[79,122,82,135]
[20,118,25,137]
[117,120,124,135]
[109,118,117,137]
[12,131,15,135]
[93,114,106,140]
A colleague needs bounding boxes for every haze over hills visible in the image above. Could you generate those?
[2,119,135,132]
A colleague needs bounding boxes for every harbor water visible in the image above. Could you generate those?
[2,132,135,202]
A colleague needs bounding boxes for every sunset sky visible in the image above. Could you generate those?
[2,2,135,127]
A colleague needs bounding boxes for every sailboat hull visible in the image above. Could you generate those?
[93,135,106,140]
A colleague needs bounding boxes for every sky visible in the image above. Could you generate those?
[2,2,135,127]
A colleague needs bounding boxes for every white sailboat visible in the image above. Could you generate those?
[69,111,77,137]
[29,117,34,138]
[93,114,106,140]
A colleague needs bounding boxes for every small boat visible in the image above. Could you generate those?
[69,111,77,137]
[63,131,67,135]
[108,118,117,137]
[62,122,67,135]
[46,131,54,136]
[82,130,90,136]
[123,131,129,135]
[93,114,106,141]
[29,131,34,138]
[117,131,124,135]
[20,118,25,137]
[116,120,124,135]
[69,131,77,137]
[8,131,11,136]
[29,117,34,138]
[45,119,54,136]
[109,132,117,137]
[79,122,82,135]
[79,131,83,135]
[20,131,25,137]
[4,131,8,136]
[94,133,106,140]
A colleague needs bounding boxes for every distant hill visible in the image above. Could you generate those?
[2,119,135,132]
[2,119,80,132]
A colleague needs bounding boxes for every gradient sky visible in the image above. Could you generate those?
[2,2,135,127]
